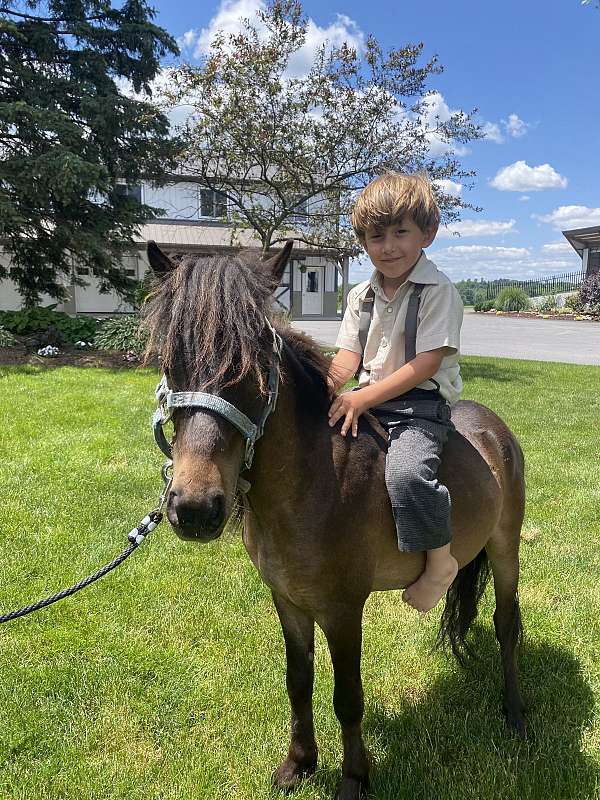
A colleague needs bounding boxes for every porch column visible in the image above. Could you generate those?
[341,254,350,313]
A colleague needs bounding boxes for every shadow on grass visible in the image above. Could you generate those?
[368,628,595,800]
[460,359,536,385]
[311,627,594,800]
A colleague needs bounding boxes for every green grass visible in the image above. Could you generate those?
[0,357,598,800]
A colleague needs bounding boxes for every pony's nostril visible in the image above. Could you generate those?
[171,490,225,531]
[207,491,225,526]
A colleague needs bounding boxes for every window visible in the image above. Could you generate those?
[306,270,319,292]
[115,183,142,203]
[289,196,309,223]
[200,188,228,219]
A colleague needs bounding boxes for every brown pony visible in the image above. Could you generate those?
[142,242,526,800]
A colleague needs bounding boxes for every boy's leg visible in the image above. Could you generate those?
[381,411,456,613]
[402,542,458,614]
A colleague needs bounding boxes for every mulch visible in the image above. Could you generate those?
[476,311,600,322]
[0,343,158,370]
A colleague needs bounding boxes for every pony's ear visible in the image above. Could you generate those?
[147,241,174,275]
[260,240,294,284]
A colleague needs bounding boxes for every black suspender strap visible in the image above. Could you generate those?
[404,283,425,362]
[354,286,375,379]
[354,283,438,389]
[358,286,375,354]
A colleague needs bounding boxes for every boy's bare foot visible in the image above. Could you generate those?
[402,554,458,614]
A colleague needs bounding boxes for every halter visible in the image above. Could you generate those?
[152,319,283,476]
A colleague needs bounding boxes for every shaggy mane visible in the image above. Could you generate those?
[141,250,331,405]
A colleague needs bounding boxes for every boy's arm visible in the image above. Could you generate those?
[327,349,362,395]
[328,347,449,436]
[356,347,449,407]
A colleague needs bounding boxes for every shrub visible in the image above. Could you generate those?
[0,325,17,347]
[474,299,496,312]
[578,274,600,314]
[93,314,147,353]
[538,294,558,313]
[473,289,488,306]
[494,287,531,312]
[564,292,580,311]
[0,306,98,343]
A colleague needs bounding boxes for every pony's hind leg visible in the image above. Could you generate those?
[486,532,526,736]
[271,591,318,790]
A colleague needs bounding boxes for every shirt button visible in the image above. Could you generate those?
[386,307,393,313]
[381,339,388,348]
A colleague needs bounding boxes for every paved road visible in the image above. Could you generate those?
[291,310,600,366]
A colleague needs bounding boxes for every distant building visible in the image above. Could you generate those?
[562,225,600,277]
[0,178,349,320]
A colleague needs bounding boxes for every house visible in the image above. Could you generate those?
[0,178,350,320]
[562,225,600,277]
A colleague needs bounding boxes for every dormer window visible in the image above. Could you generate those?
[200,188,228,220]
[289,196,308,223]
[115,182,142,203]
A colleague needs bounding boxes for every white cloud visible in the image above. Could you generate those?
[435,245,530,260]
[519,195,530,202]
[437,219,517,238]
[534,205,600,230]
[480,112,532,145]
[542,242,573,253]
[482,122,504,144]
[429,241,581,281]
[115,70,196,130]
[490,160,568,192]
[181,0,365,76]
[350,237,582,282]
[503,113,530,138]
[288,15,365,76]
[420,92,469,157]
[434,179,463,197]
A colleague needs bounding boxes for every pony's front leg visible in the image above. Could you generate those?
[321,606,369,800]
[271,591,318,790]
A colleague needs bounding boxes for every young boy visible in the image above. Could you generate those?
[327,172,463,614]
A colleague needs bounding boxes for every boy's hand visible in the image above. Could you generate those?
[328,390,369,438]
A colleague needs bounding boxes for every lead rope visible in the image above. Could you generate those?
[0,461,173,625]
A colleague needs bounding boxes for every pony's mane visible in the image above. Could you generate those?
[141,250,331,407]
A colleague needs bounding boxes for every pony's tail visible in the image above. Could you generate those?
[436,549,491,667]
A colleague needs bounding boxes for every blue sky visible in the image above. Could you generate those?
[148,0,600,282]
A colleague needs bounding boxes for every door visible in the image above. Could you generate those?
[301,267,323,315]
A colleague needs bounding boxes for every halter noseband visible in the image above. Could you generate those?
[152,319,283,473]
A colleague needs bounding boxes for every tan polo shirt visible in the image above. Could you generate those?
[336,252,464,403]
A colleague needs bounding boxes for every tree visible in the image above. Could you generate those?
[166,0,483,262]
[0,0,180,306]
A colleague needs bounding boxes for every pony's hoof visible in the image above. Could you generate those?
[504,707,527,738]
[272,758,317,792]
[334,776,369,800]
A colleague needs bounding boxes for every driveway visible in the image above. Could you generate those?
[291,310,600,366]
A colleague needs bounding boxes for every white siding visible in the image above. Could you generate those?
[143,181,201,221]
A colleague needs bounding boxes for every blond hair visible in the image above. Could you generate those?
[351,172,440,240]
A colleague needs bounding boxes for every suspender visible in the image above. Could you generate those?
[355,282,440,391]
[404,283,425,362]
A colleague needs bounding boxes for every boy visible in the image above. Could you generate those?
[327,172,463,614]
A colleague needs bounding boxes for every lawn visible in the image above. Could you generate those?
[0,357,598,800]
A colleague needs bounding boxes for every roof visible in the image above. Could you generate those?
[562,225,600,256]
[132,220,328,259]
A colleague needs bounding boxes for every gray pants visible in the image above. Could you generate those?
[372,393,454,553]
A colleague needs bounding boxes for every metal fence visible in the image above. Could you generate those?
[485,270,585,300]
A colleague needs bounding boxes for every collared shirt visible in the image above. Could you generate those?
[335,252,464,403]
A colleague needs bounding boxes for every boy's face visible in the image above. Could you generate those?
[363,217,437,281]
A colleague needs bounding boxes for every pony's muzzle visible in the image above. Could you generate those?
[167,488,226,541]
